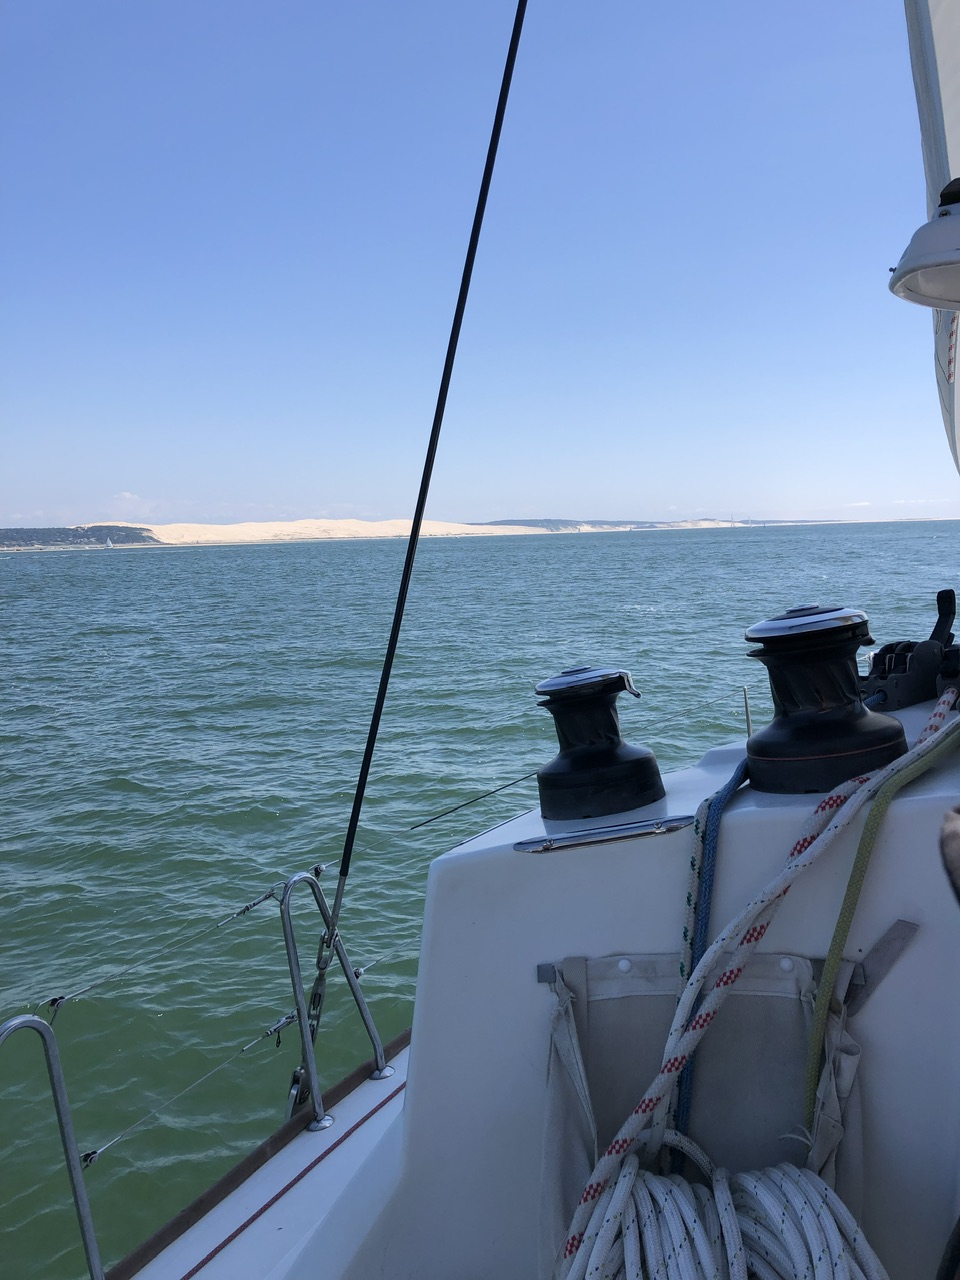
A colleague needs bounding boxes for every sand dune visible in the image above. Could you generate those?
[142,518,544,545]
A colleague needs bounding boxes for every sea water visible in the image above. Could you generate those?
[2,522,959,1278]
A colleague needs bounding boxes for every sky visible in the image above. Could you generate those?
[2,0,958,527]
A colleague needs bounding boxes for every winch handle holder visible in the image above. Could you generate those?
[861,588,956,710]
[931,588,956,647]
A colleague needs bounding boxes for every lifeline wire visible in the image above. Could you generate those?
[30,676,764,1036]
[330,0,529,934]
[34,883,285,1021]
[408,771,538,829]
[80,1011,298,1168]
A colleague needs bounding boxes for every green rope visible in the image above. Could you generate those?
[803,725,960,1129]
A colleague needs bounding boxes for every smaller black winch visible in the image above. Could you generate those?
[535,666,665,820]
[746,605,907,794]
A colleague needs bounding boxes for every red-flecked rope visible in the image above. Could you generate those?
[557,691,960,1279]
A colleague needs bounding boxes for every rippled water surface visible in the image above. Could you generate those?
[3,523,959,1277]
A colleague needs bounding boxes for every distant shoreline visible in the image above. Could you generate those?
[0,515,950,551]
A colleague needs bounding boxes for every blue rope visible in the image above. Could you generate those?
[673,756,749,1143]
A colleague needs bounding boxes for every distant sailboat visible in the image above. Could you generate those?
[105,537,114,549]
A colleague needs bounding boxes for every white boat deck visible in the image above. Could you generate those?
[137,701,960,1280]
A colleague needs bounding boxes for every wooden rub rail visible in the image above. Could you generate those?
[107,1028,412,1280]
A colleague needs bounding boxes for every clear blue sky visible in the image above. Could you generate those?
[1,1,957,526]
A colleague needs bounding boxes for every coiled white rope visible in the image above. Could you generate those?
[577,1148,886,1280]
[557,691,960,1280]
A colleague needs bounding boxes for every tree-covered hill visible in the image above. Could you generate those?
[0,524,159,548]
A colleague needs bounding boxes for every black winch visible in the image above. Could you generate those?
[535,666,665,820]
[745,605,907,793]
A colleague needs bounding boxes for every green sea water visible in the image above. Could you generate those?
[3,522,959,1278]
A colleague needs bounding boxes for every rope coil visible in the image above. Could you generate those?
[574,1153,886,1280]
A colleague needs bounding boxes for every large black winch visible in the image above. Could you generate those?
[535,666,665,820]
[745,605,907,793]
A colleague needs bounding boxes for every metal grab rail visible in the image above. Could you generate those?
[279,871,393,1130]
[0,1015,105,1280]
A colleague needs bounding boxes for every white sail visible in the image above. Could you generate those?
[904,0,960,468]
